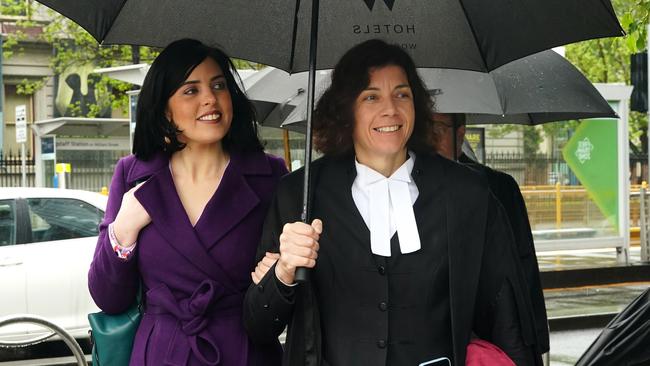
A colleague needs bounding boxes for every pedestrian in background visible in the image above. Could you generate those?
[432,112,549,364]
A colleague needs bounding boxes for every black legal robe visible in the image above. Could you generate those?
[244,153,537,366]
[459,154,550,356]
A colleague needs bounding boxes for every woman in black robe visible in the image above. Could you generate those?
[244,39,538,366]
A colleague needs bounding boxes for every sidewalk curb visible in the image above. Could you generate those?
[541,264,650,289]
[549,312,616,332]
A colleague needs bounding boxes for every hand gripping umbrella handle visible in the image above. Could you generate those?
[294,207,311,283]
[294,0,320,285]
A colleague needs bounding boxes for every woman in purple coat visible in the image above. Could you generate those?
[88,39,286,366]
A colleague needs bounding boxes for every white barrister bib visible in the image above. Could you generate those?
[352,152,421,257]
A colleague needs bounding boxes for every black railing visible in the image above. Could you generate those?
[0,152,36,187]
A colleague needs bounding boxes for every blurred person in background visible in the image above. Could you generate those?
[432,112,549,364]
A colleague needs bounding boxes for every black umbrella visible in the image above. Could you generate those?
[242,68,331,132]
[276,50,616,132]
[35,0,623,73]
[575,287,650,366]
[36,0,623,282]
[453,51,619,125]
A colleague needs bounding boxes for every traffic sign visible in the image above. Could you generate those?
[15,104,27,143]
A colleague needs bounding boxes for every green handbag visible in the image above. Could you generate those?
[88,297,142,366]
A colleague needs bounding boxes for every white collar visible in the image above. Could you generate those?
[353,151,421,256]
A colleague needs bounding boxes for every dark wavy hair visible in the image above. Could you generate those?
[313,39,435,156]
[133,38,262,160]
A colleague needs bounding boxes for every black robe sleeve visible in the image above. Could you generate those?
[473,193,540,366]
[243,187,299,344]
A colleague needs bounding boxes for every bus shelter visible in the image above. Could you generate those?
[31,117,130,191]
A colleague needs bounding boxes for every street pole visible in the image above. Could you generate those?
[21,142,26,186]
[15,105,27,186]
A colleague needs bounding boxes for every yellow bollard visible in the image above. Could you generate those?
[555,182,562,230]
[100,186,108,196]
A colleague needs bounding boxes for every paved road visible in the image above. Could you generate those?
[549,327,601,366]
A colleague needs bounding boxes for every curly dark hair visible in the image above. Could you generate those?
[133,38,262,160]
[313,39,435,156]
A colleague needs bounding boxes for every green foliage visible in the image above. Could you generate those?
[16,78,44,95]
[1,1,264,117]
[0,0,29,17]
[1,2,160,116]
[619,0,649,53]
[565,0,649,151]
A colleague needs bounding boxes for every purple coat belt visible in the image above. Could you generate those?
[145,280,244,366]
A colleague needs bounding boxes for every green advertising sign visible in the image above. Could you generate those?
[562,118,618,230]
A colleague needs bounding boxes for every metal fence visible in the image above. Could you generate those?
[486,152,650,187]
[0,153,36,187]
[485,152,580,186]
[0,153,115,191]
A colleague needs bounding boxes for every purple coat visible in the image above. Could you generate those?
[88,151,287,366]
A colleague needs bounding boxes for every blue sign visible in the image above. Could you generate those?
[41,135,56,160]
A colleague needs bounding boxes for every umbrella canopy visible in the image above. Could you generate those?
[243,68,331,133]
[575,287,650,366]
[432,50,618,124]
[36,0,623,73]
[265,50,615,132]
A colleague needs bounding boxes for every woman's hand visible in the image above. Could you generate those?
[251,252,280,284]
[275,219,323,285]
[112,182,151,246]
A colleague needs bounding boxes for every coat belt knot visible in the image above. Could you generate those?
[146,280,245,366]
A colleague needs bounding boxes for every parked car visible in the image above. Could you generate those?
[0,187,106,343]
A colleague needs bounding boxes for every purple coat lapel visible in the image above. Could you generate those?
[193,152,269,251]
[130,152,272,291]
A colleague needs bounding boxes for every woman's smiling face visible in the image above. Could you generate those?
[165,57,233,146]
[352,64,415,161]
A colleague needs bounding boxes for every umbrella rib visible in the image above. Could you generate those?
[288,0,302,73]
[455,0,489,71]
[98,0,131,45]
[596,0,626,36]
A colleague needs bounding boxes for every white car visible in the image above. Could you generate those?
[0,187,105,343]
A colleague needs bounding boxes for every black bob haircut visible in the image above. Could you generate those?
[313,39,435,156]
[133,38,262,160]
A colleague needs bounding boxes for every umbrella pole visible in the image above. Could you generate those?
[283,129,292,171]
[295,0,319,283]
[453,122,458,161]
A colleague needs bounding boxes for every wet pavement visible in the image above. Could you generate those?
[537,246,642,271]
[537,247,649,365]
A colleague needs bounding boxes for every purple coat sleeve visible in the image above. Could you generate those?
[88,157,140,314]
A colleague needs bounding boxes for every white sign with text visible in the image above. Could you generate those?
[15,105,27,143]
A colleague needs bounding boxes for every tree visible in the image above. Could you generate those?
[488,0,649,155]
[620,0,649,53]
[2,2,159,117]
[566,0,649,152]
[1,2,261,118]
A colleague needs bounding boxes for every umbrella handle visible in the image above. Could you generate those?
[295,267,309,282]
[294,207,311,283]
